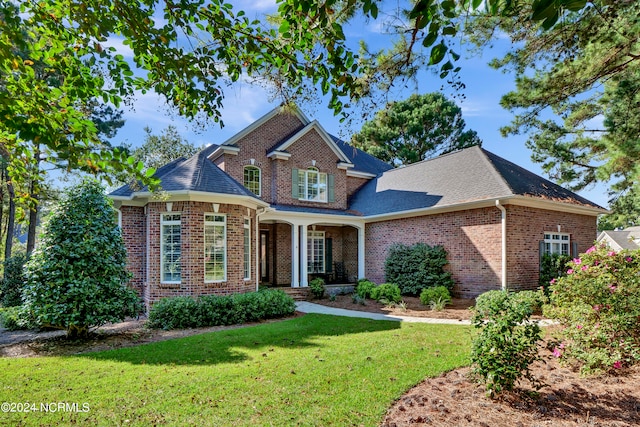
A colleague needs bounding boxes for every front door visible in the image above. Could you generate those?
[259,230,269,283]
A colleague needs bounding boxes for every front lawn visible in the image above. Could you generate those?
[0,314,470,426]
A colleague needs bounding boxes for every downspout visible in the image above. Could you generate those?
[495,200,507,292]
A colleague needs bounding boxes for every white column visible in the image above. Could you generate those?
[300,225,309,287]
[357,225,365,280]
[291,223,300,287]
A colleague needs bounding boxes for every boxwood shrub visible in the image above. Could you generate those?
[147,289,296,330]
[370,283,402,303]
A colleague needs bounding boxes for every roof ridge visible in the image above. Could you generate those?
[476,147,516,196]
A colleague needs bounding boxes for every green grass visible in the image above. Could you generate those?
[0,314,470,426]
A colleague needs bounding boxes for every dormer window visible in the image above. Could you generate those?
[243,165,261,196]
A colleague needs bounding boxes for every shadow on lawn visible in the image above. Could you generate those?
[79,313,400,366]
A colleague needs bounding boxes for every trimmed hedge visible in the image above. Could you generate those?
[384,243,454,295]
[147,289,296,330]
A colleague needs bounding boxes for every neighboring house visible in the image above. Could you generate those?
[597,226,640,251]
[110,105,607,308]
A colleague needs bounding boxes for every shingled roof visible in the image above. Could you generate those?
[348,146,604,216]
[110,144,259,199]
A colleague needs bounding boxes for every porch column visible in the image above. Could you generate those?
[291,223,300,287]
[300,225,308,287]
[357,225,365,280]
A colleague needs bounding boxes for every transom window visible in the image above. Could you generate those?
[543,232,570,255]
[205,214,226,282]
[307,231,325,273]
[243,166,261,196]
[161,213,181,283]
[298,167,327,202]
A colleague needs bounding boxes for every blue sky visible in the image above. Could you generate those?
[103,1,610,208]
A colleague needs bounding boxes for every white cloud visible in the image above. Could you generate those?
[102,36,135,59]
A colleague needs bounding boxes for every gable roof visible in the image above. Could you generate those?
[110,144,260,200]
[267,120,353,166]
[332,136,393,176]
[348,146,605,217]
[597,227,640,251]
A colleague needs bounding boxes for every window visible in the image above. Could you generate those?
[297,167,327,202]
[307,231,325,273]
[161,213,181,283]
[205,214,226,282]
[543,232,570,255]
[243,217,251,280]
[243,166,261,196]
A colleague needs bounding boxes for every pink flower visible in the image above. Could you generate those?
[609,284,617,293]
[586,246,596,254]
[581,265,588,271]
[594,260,600,266]
[553,347,563,358]
[550,278,556,284]
[577,325,583,329]
[625,257,633,262]
[593,305,601,311]
[608,251,616,256]
[613,361,622,369]
[573,258,582,265]
[567,269,574,274]
[559,343,565,349]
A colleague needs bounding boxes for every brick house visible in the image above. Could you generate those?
[110,105,606,308]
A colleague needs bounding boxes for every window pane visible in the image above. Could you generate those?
[161,215,181,282]
[205,216,226,281]
[244,166,261,196]
[243,218,251,280]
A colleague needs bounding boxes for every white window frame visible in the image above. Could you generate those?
[160,213,181,284]
[307,231,325,273]
[298,167,327,202]
[205,213,227,282]
[543,232,570,255]
[243,217,251,281]
[243,165,261,196]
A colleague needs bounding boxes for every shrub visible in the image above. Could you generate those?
[0,253,27,307]
[147,289,296,330]
[0,306,38,331]
[370,283,401,303]
[384,243,454,295]
[471,290,545,396]
[309,277,326,299]
[419,286,452,309]
[355,279,376,299]
[22,180,141,339]
[351,294,366,305]
[543,244,640,374]
[539,253,571,296]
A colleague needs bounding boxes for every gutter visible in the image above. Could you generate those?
[496,200,507,292]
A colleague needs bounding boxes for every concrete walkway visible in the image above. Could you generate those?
[295,301,471,325]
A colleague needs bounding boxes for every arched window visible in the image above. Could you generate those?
[243,165,261,196]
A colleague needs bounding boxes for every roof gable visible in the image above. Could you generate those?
[268,120,353,166]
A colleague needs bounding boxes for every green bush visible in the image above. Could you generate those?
[0,253,27,307]
[370,283,401,303]
[309,277,325,299]
[419,286,452,308]
[539,253,571,296]
[471,290,545,396]
[355,279,376,299]
[22,180,141,339]
[0,306,38,331]
[543,244,640,374]
[384,243,454,295]
[147,289,296,330]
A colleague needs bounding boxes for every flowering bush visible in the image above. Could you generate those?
[543,244,640,374]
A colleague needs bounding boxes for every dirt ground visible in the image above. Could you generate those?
[2,304,639,426]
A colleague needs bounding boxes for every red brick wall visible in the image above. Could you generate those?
[346,176,370,199]
[364,205,598,297]
[120,206,146,296]
[130,201,257,308]
[505,204,597,291]
[218,111,305,204]
[275,223,292,285]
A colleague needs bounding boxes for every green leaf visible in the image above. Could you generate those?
[429,43,447,65]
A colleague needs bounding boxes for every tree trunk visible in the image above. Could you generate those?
[4,182,15,260]
[26,183,39,256]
